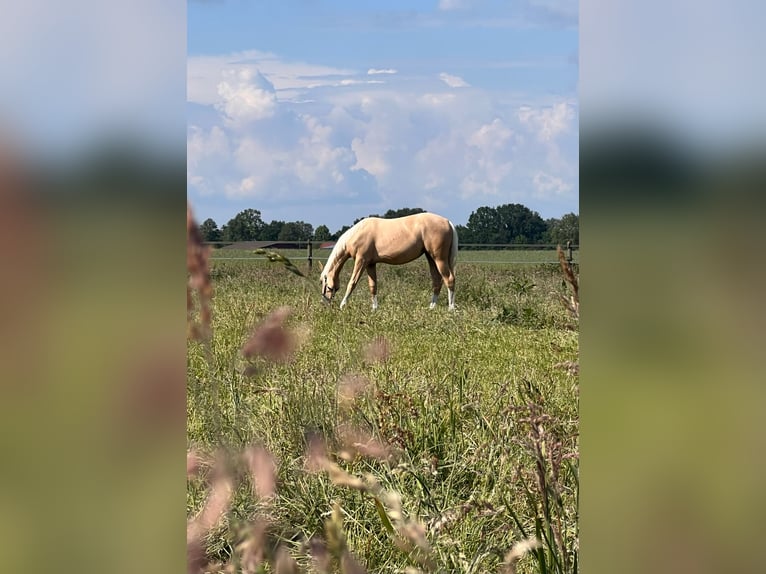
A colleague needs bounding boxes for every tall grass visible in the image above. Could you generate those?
[188,208,579,573]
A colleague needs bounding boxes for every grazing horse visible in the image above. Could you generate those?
[319,212,458,310]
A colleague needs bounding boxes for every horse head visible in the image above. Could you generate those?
[319,261,339,304]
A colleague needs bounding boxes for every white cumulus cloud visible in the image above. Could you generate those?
[532,171,573,198]
[367,68,398,75]
[187,50,578,224]
[518,101,575,142]
[439,72,470,88]
[215,68,277,128]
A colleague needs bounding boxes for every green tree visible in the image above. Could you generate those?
[466,203,547,244]
[221,209,265,242]
[278,221,313,241]
[454,224,471,246]
[466,206,503,244]
[313,225,331,241]
[383,207,425,219]
[495,203,547,244]
[198,218,221,243]
[261,220,285,241]
[545,213,579,245]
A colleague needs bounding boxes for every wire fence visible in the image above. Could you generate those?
[204,241,579,267]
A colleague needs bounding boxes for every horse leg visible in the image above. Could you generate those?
[426,255,443,309]
[434,258,456,310]
[339,258,366,309]
[366,264,378,310]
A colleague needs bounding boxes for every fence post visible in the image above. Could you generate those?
[566,240,573,264]
[307,241,313,271]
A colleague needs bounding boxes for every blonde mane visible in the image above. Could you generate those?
[320,221,362,279]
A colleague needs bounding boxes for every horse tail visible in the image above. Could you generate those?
[449,221,458,271]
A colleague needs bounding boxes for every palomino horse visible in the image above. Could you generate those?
[320,212,458,310]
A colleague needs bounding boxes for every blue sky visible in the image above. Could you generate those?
[188,0,579,231]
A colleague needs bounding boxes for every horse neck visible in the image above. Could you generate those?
[323,244,350,279]
[329,251,350,280]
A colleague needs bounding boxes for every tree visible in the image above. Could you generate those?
[383,207,425,219]
[199,218,221,243]
[545,213,579,245]
[495,203,547,244]
[466,203,547,245]
[454,224,472,246]
[261,220,285,241]
[221,209,265,242]
[278,221,313,241]
[466,206,503,244]
[313,225,331,241]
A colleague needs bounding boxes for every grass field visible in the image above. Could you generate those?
[187,249,579,573]
[210,248,579,266]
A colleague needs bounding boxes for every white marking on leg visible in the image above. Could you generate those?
[371,295,378,310]
[340,297,348,309]
[429,293,438,309]
[448,288,455,310]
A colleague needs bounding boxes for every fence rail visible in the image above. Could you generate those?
[205,240,579,268]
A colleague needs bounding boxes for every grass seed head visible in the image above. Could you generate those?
[241,306,295,362]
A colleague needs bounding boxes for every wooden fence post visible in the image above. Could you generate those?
[307,241,313,271]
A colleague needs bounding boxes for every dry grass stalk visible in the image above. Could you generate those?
[241,306,296,363]
[554,360,579,376]
[236,522,268,574]
[336,424,395,462]
[306,538,332,573]
[187,467,235,574]
[363,336,391,364]
[341,551,369,574]
[187,203,213,341]
[254,248,308,278]
[510,383,577,574]
[427,499,503,536]
[337,374,371,412]
[556,245,579,319]
[243,445,277,501]
[187,449,203,478]
[501,538,542,574]
[306,437,435,570]
[274,546,300,574]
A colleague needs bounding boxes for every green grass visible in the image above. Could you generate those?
[188,253,579,573]
[210,248,579,266]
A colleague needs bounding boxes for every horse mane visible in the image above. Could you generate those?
[320,221,362,278]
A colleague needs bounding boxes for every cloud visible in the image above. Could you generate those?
[187,50,358,106]
[468,118,513,151]
[215,68,277,128]
[367,68,398,75]
[188,50,578,225]
[518,101,575,142]
[532,171,572,198]
[439,72,470,88]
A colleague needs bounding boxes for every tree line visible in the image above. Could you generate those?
[199,204,578,246]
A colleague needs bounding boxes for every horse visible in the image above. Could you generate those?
[319,212,458,310]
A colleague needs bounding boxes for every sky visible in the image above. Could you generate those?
[187,0,579,231]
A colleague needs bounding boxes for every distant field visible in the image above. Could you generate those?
[210,248,579,266]
[188,251,579,573]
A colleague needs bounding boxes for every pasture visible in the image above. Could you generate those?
[187,250,579,573]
